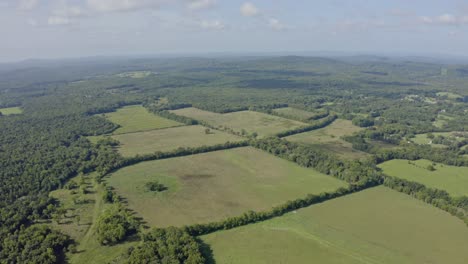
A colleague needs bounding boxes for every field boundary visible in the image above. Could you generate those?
[184,182,376,236]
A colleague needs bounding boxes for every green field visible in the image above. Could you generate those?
[0,106,22,115]
[100,105,182,134]
[110,125,244,157]
[272,107,321,120]
[116,71,154,78]
[202,186,468,264]
[378,159,468,196]
[47,173,138,264]
[171,107,307,137]
[106,147,346,228]
[285,119,367,159]
[412,131,466,147]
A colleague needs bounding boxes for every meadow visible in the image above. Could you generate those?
[272,107,322,120]
[99,105,182,134]
[378,159,468,196]
[412,131,466,146]
[202,186,468,264]
[170,107,307,137]
[285,119,367,159]
[110,125,244,157]
[48,173,138,264]
[105,147,346,227]
[0,106,22,115]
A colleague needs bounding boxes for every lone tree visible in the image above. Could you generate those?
[145,181,167,192]
[204,128,211,134]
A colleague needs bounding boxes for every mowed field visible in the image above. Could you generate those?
[170,107,307,137]
[272,107,322,120]
[105,147,346,227]
[285,119,367,159]
[0,106,22,115]
[378,159,468,196]
[202,186,468,264]
[100,105,182,134]
[111,125,244,157]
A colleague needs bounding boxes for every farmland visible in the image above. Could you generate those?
[109,125,244,157]
[272,107,323,120]
[99,105,182,134]
[170,107,308,137]
[2,55,468,263]
[202,186,468,264]
[105,147,347,227]
[378,159,468,196]
[285,119,367,159]
[0,106,22,115]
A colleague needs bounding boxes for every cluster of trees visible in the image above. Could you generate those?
[374,145,468,167]
[275,114,337,137]
[427,133,468,149]
[0,225,71,264]
[116,228,205,264]
[96,205,139,245]
[250,137,383,185]
[384,176,468,226]
[145,181,167,192]
[352,116,375,127]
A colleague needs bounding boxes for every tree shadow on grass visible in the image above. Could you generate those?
[197,238,216,264]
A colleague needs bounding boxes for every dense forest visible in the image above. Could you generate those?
[0,56,467,263]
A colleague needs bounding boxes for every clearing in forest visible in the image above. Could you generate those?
[109,125,244,157]
[0,106,22,115]
[285,119,367,159]
[272,107,325,120]
[378,159,468,197]
[412,131,467,147]
[99,105,182,134]
[47,173,138,264]
[170,107,307,137]
[202,186,468,264]
[105,147,346,227]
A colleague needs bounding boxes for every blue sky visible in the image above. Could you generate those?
[1,0,468,62]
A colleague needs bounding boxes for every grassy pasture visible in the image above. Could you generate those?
[100,105,182,134]
[170,107,307,137]
[378,159,468,196]
[202,186,468,264]
[285,119,367,159]
[47,173,138,264]
[105,147,346,228]
[0,106,22,115]
[110,125,244,157]
[412,131,466,147]
[272,107,321,120]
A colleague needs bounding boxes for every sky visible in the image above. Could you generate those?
[1,0,468,62]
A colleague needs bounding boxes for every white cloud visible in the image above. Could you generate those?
[48,16,70,25]
[240,2,258,17]
[418,13,468,26]
[268,18,285,31]
[187,0,216,10]
[86,0,162,12]
[53,6,86,18]
[18,0,38,10]
[200,19,224,30]
[437,13,457,25]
